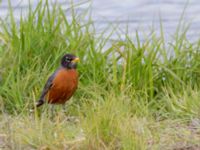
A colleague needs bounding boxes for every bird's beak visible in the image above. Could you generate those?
[72,57,80,63]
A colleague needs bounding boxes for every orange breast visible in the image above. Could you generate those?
[46,69,78,104]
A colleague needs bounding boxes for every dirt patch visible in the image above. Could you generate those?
[173,144,200,150]
[0,134,8,149]
[147,118,200,150]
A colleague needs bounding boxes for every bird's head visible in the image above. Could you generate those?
[61,54,80,69]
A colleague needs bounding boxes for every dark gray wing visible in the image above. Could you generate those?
[36,71,58,107]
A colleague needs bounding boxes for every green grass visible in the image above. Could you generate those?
[0,0,200,149]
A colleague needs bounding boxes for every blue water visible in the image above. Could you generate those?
[0,0,200,41]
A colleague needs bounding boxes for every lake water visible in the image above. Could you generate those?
[0,0,200,42]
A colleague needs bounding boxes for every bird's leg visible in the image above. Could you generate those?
[50,105,55,120]
[62,105,67,115]
[62,104,72,122]
[54,105,65,123]
[62,105,76,122]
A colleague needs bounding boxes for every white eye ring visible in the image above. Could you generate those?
[65,57,71,62]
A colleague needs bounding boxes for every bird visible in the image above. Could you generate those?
[36,54,79,108]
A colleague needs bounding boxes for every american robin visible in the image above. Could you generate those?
[36,54,79,107]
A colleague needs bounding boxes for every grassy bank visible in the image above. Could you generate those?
[0,1,200,149]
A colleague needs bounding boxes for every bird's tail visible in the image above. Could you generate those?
[36,99,44,107]
[29,99,44,113]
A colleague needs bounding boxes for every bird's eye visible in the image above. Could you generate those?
[65,57,71,62]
